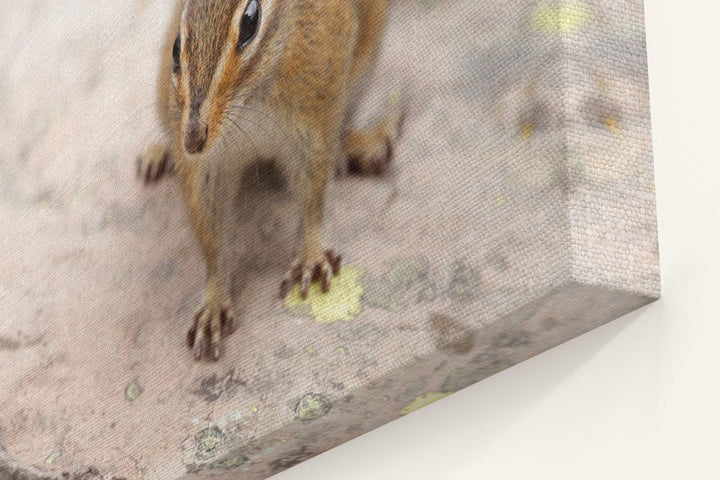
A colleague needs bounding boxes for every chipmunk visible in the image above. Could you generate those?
[137,0,402,360]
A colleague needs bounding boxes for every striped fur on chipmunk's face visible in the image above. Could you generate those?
[172,0,266,155]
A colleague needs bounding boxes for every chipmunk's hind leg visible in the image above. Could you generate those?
[342,108,405,176]
[280,131,344,300]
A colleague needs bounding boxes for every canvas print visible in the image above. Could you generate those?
[0,0,659,479]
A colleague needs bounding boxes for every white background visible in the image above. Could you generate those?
[277,1,720,478]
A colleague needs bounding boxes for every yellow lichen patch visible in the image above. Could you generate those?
[400,392,452,416]
[522,122,534,139]
[605,115,620,132]
[295,393,332,421]
[284,265,364,324]
[124,380,142,402]
[532,2,592,34]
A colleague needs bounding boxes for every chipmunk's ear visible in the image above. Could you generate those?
[237,0,260,51]
[172,33,181,74]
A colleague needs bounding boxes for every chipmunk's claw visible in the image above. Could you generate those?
[137,143,173,184]
[280,249,342,299]
[187,302,237,361]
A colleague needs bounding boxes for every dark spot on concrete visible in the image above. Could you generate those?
[417,280,440,303]
[429,314,475,354]
[405,378,428,396]
[0,337,20,351]
[273,344,292,359]
[397,323,416,332]
[98,202,145,233]
[441,358,514,393]
[269,447,319,474]
[0,333,46,351]
[295,393,332,421]
[364,256,432,311]
[60,466,102,480]
[345,424,363,435]
[492,330,531,349]
[151,258,177,280]
[541,316,561,330]
[192,369,246,403]
[584,95,623,130]
[330,382,345,391]
[336,322,378,341]
[207,453,249,470]
[447,261,482,302]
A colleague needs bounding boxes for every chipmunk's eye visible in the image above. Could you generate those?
[172,33,181,74]
[238,0,260,50]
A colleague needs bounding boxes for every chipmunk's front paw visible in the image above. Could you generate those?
[280,249,342,300]
[187,297,237,361]
[343,109,405,176]
[137,143,173,184]
[344,130,393,176]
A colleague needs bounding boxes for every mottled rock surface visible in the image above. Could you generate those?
[0,0,658,478]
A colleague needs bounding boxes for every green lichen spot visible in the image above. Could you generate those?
[45,452,60,467]
[532,2,592,34]
[124,380,143,402]
[400,392,452,416]
[285,266,364,323]
[196,426,224,460]
[295,393,332,421]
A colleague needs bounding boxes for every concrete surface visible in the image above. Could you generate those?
[0,0,658,479]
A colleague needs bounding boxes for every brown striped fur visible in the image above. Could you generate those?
[138,0,394,361]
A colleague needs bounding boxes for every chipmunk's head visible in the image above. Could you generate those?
[172,0,269,155]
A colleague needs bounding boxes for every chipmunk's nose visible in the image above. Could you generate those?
[185,121,209,154]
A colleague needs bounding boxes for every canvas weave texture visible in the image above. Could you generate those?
[0,0,659,479]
